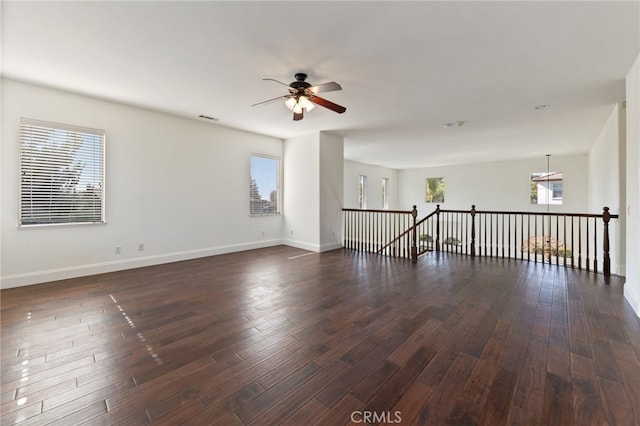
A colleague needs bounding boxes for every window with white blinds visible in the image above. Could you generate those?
[19,118,105,226]
[250,155,280,216]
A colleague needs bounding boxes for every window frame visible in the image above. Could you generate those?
[18,118,106,227]
[249,154,281,216]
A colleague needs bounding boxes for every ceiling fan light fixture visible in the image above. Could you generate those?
[285,97,297,110]
[285,95,314,113]
[298,96,315,111]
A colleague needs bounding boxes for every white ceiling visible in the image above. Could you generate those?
[2,1,638,169]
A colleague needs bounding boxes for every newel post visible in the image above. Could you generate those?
[602,206,611,277]
[435,204,441,252]
[411,205,418,263]
[470,205,476,257]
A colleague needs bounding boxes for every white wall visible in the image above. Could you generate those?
[588,103,624,275]
[625,53,640,317]
[343,160,399,210]
[589,104,622,213]
[319,132,344,250]
[283,131,344,252]
[283,132,321,251]
[398,155,589,215]
[1,79,284,288]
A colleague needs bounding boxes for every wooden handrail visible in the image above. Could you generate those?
[344,204,620,277]
[426,205,619,277]
[377,208,437,255]
[342,208,414,214]
[440,208,619,219]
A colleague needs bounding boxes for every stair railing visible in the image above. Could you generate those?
[343,205,619,276]
[420,205,619,276]
[343,206,418,262]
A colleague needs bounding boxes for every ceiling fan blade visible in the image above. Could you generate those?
[251,95,289,107]
[308,81,342,95]
[309,96,346,114]
[263,78,296,93]
[293,111,304,121]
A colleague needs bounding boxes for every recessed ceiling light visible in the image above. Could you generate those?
[534,104,550,111]
[198,114,219,121]
[444,120,466,128]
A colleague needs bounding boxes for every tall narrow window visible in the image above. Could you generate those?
[19,118,105,226]
[250,155,280,215]
[358,175,367,209]
[382,177,389,209]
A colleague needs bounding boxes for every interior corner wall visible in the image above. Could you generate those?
[587,103,623,275]
[343,160,400,209]
[283,132,321,251]
[283,131,344,252]
[624,53,640,317]
[397,155,589,215]
[318,132,344,251]
[1,78,284,289]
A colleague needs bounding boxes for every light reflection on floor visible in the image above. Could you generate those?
[108,294,163,366]
[16,311,32,409]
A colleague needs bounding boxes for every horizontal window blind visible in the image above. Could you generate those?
[250,155,279,216]
[19,118,105,226]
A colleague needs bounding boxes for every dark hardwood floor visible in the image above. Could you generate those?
[1,246,639,425]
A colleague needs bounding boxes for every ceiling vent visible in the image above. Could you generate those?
[198,115,219,121]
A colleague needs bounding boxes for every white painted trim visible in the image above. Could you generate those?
[0,239,283,289]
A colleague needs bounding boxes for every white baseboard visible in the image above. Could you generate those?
[282,238,343,253]
[319,241,343,252]
[617,265,626,276]
[1,239,282,289]
[624,285,640,319]
[282,238,321,252]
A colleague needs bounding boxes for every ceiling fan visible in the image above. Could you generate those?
[252,73,346,121]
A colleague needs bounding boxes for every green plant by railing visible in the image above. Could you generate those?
[419,234,433,243]
[443,237,461,246]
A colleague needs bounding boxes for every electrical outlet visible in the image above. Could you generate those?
[261,231,265,237]
[138,243,144,251]
[115,246,121,255]
[290,230,294,236]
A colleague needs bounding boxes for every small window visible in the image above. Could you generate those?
[250,155,280,215]
[19,118,105,226]
[552,182,563,199]
[382,178,389,209]
[426,177,445,203]
[358,175,367,209]
[530,172,563,204]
